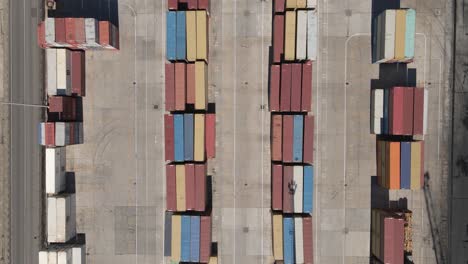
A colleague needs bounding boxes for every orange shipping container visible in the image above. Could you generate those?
[387,142,401,189]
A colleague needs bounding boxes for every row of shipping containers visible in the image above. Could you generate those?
[272,214,313,263]
[166,163,207,212]
[165,61,208,111]
[39,246,85,264]
[46,49,85,97]
[48,96,83,122]
[165,213,212,263]
[271,114,314,163]
[164,113,215,162]
[168,0,210,11]
[270,62,313,112]
[373,9,416,63]
[274,0,317,12]
[273,11,317,62]
[47,194,76,243]
[38,122,84,147]
[38,17,119,50]
[371,87,427,137]
[271,164,314,214]
[376,139,424,190]
[166,10,208,62]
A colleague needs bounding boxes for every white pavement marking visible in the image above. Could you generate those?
[260,1,265,263]
[233,0,237,262]
[22,0,26,260]
[144,0,149,260]
[437,58,442,160]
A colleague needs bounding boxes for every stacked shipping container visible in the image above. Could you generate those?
[38,122,84,147]
[168,0,210,11]
[166,163,207,212]
[39,245,85,264]
[47,194,76,243]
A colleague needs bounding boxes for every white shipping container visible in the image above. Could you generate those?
[296,11,308,60]
[48,252,57,264]
[55,123,66,147]
[293,166,303,213]
[46,49,57,96]
[72,246,86,264]
[371,89,384,134]
[85,18,100,47]
[46,148,66,194]
[47,197,57,243]
[57,251,69,264]
[383,10,396,62]
[38,123,45,145]
[56,197,66,242]
[39,251,48,264]
[307,0,317,8]
[307,11,317,61]
[45,18,56,46]
[56,49,67,94]
[294,217,304,264]
[423,89,428,135]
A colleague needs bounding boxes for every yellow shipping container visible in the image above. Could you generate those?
[272,214,283,260]
[208,257,218,264]
[194,114,205,162]
[171,215,181,261]
[394,9,407,60]
[296,0,306,8]
[196,11,208,61]
[186,11,197,62]
[176,165,186,211]
[195,61,207,110]
[410,141,421,189]
[284,11,296,61]
[286,0,297,9]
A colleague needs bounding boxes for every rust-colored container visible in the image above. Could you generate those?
[165,63,176,111]
[185,164,196,210]
[412,88,424,135]
[301,61,312,112]
[270,65,281,111]
[272,164,283,211]
[166,164,177,211]
[275,0,285,13]
[206,114,216,159]
[388,141,400,189]
[186,63,196,104]
[402,88,414,135]
[175,63,186,111]
[291,63,302,112]
[383,218,405,264]
[37,22,46,48]
[168,0,178,10]
[200,216,212,263]
[55,18,67,45]
[303,216,313,264]
[273,15,284,63]
[282,165,294,213]
[195,163,206,211]
[281,64,292,112]
[65,18,77,45]
[271,114,282,161]
[303,115,314,164]
[188,0,198,9]
[389,87,404,135]
[45,123,55,146]
[71,51,85,96]
[165,115,175,161]
[198,0,209,10]
[48,96,78,121]
[282,115,293,162]
[98,21,110,46]
[74,18,86,46]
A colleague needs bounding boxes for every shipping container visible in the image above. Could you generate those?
[55,122,66,146]
[293,115,304,162]
[293,166,303,213]
[175,63,187,110]
[176,165,187,211]
[275,0,285,13]
[383,89,389,134]
[165,63,176,111]
[171,215,182,262]
[423,89,428,135]
[291,64,302,112]
[404,9,416,61]
[282,115,294,162]
[383,10,396,62]
[176,11,187,60]
[166,165,177,211]
[303,115,314,164]
[196,11,208,61]
[389,87,404,135]
[198,0,209,11]
[188,0,198,10]
[297,0,306,8]
[167,11,177,60]
[272,164,283,211]
[283,166,294,213]
[48,252,57,264]
[56,49,68,95]
[46,50,58,95]
[280,64,292,112]
[55,18,67,46]
[186,11,197,62]
[168,0,177,10]
[165,115,175,161]
[206,114,216,159]
[47,194,76,243]
[195,61,208,110]
[410,141,421,189]
[303,165,313,214]
[38,251,48,264]
[284,11,296,61]
[283,217,295,264]
[273,214,284,260]
[45,18,56,46]
[46,148,66,194]
[174,114,185,161]
[165,212,173,256]
[71,51,85,96]
[190,215,201,262]
[301,61,312,112]
[270,65,281,111]
[47,197,57,243]
[294,217,304,263]
[272,115,283,161]
[194,114,205,162]
[98,21,110,48]
[65,18,77,45]
[371,89,384,134]
[185,164,196,210]
[273,15,285,63]
[286,0,296,9]
[307,11,317,61]
[394,10,407,60]
[307,0,317,8]
[85,18,100,47]
[412,88,424,136]
[74,18,86,48]
[48,96,80,122]
[195,163,206,211]
[388,142,400,189]
[400,142,411,189]
[403,88,414,135]
[303,216,313,263]
[296,11,307,60]
[187,63,196,104]
[181,215,191,261]
[184,114,194,161]
[200,216,212,263]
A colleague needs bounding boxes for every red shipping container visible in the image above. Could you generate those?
[175,63,186,111]
[275,0,285,13]
[186,63,196,104]
[282,165,294,213]
[65,18,77,45]
[198,0,209,10]
[48,96,64,112]
[402,88,414,135]
[74,18,86,46]
[200,216,212,263]
[206,114,216,159]
[270,65,281,111]
[390,87,404,135]
[165,63,176,111]
[280,64,292,112]
[185,164,196,210]
[168,0,178,10]
[282,115,293,162]
[271,114,282,161]
[71,51,85,96]
[413,88,424,135]
[166,164,177,211]
[188,0,198,9]
[303,115,314,164]
[291,63,302,112]
[55,18,67,45]
[303,216,313,264]
[301,61,313,112]
[45,123,55,146]
[48,96,76,121]
[272,164,283,211]
[195,163,206,211]
[37,22,46,48]
[273,15,284,63]
[164,115,175,161]
[99,21,110,46]
[383,218,404,264]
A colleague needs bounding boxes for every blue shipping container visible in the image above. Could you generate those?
[283,217,295,264]
[404,9,416,59]
[176,11,186,60]
[181,215,191,261]
[293,115,304,162]
[400,142,411,189]
[166,11,177,61]
[303,165,314,214]
[164,212,172,256]
[184,114,194,161]
[383,89,389,134]
[190,216,200,262]
[174,114,185,162]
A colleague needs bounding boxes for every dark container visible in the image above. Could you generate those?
[400,142,411,189]
[271,114,282,161]
[200,216,212,263]
[272,164,283,211]
[166,164,177,211]
[184,114,194,161]
[175,63,187,111]
[164,212,172,256]
[301,61,313,112]
[195,163,206,211]
[282,165,294,213]
[291,63,302,112]
[99,21,110,46]
[185,164,196,210]
[270,65,281,111]
[71,51,85,96]
[402,88,414,135]
[303,115,314,164]
[164,114,175,161]
[273,15,284,63]
[412,88,424,135]
[390,87,404,135]
[282,115,293,162]
[165,63,175,111]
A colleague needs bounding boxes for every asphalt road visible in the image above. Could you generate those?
[9,0,44,263]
